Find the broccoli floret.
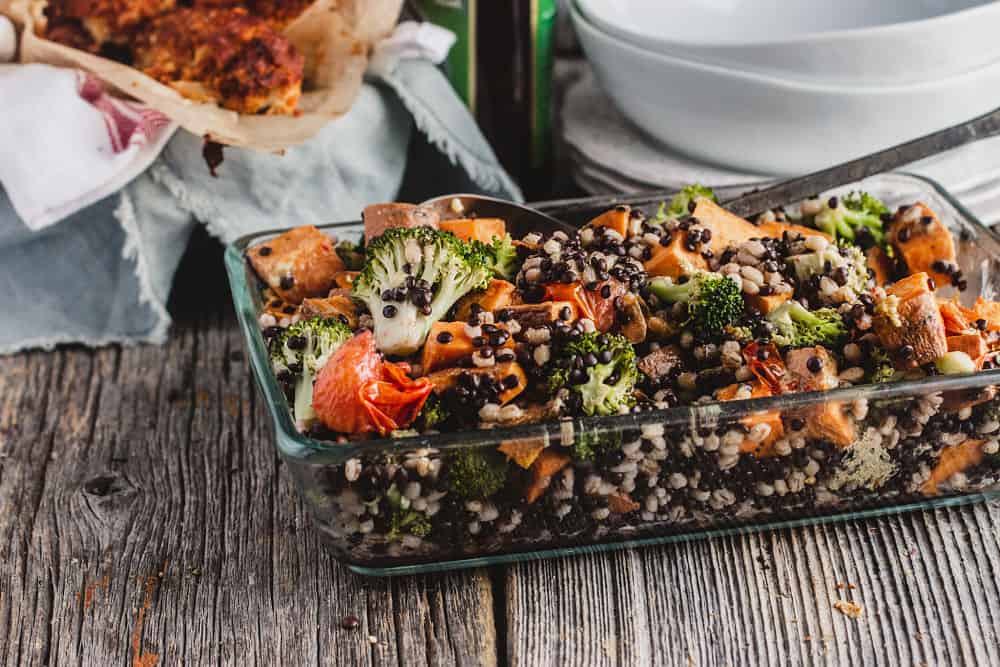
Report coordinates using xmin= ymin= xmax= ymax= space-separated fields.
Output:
xmin=548 ymin=332 xmax=639 ymax=416
xmin=270 ymin=317 xmax=353 ymax=426
xmin=475 ymin=234 xmax=520 ymax=281
xmin=571 ymin=425 xmax=621 ymax=462
xmin=649 ymin=271 xmax=744 ymax=332
xmin=445 ymin=449 xmax=508 ymax=500
xmin=767 ymin=301 xmax=847 ymax=348
xmin=812 ymin=191 xmax=888 ymax=248
xmin=649 ymin=184 xmax=718 ymax=224
xmin=787 ymin=243 xmax=872 ymax=304
xmin=869 ymin=349 xmax=898 ymax=383
xmin=668 ymin=184 xmax=718 ymax=217
xmin=417 ymin=394 xmax=450 ymax=430
xmin=385 ymin=485 xmax=432 ymax=541
xmin=352 ymin=227 xmax=491 ymax=355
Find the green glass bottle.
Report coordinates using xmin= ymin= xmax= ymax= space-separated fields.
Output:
xmin=416 ymin=0 xmax=558 ymax=198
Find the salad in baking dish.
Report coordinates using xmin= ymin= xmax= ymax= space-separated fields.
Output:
xmin=246 ymin=186 xmax=1000 ymax=502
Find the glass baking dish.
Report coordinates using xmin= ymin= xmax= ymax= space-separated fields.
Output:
xmin=225 ymin=173 xmax=1000 ymax=576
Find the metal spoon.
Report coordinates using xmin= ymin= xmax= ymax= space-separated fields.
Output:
xmin=420 ymin=193 xmax=578 ymax=237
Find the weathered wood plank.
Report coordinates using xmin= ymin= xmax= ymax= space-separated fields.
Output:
xmin=0 ymin=237 xmax=496 ymax=667
xmin=505 ymin=501 xmax=1000 ymax=666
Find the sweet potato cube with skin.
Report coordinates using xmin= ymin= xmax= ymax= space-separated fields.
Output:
xmin=525 ymin=449 xmax=572 ymax=503
xmin=618 ymin=294 xmax=647 ymax=343
xmin=922 ymin=439 xmax=985 ymax=495
xmin=300 ymin=295 xmax=359 ymax=328
xmin=973 ymin=297 xmax=1000 ymax=333
xmin=425 ymin=362 xmax=527 ymax=405
xmin=248 ymin=225 xmax=344 ymax=304
xmin=544 ymin=280 xmax=625 ymax=332
xmin=587 ymin=206 xmax=631 ymax=238
xmin=715 ymin=381 xmax=784 ymax=458
xmin=758 ymin=221 xmax=833 ymax=242
xmin=363 ymin=203 xmax=439 ymax=242
xmin=745 ymin=290 xmax=791 ymax=315
xmin=939 ymin=298 xmax=976 ymax=334
xmin=421 ymin=321 xmax=515 ymax=373
xmin=498 ymin=438 xmax=547 ymax=469
xmin=941 ymin=385 xmax=997 ymax=413
xmin=785 ymin=347 xmax=855 ymax=448
xmin=866 ymin=246 xmax=895 ymax=287
xmin=873 ymin=272 xmax=948 ymax=368
xmin=643 ymin=232 xmax=708 ymax=279
xmin=439 ymin=218 xmax=507 ymax=244
xmin=452 ymin=279 xmax=516 ymax=322
xmin=947 ymin=333 xmax=988 ymax=362
xmin=690 ymin=198 xmax=766 ymax=252
xmin=888 ymin=202 xmax=957 ymax=286
xmin=502 ymin=302 xmax=577 ymax=329
xmin=332 ymin=271 xmax=358 ymax=290
xmin=607 ymin=493 xmax=640 ymax=514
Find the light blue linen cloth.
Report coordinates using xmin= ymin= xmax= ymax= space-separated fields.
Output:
xmin=0 ymin=59 xmax=522 ymax=353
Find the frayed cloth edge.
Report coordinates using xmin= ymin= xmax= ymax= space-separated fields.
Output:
xmin=375 ymin=72 xmax=524 ymax=202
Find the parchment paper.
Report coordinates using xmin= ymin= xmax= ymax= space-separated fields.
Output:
xmin=9 ymin=0 xmax=402 ymax=150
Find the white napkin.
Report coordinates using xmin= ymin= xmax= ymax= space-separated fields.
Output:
xmin=368 ymin=20 xmax=456 ymax=75
xmin=0 ymin=63 xmax=177 ymax=230
xmin=0 ymin=20 xmax=456 ymax=232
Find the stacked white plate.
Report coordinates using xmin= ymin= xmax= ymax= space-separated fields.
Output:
xmin=563 ymin=68 xmax=1000 ymax=226
xmin=571 ymin=0 xmax=1000 ymax=175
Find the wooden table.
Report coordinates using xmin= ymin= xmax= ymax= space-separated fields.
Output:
xmin=4 ymin=233 xmax=1000 ymax=667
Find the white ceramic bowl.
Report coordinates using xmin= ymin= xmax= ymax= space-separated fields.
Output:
xmin=576 ymin=0 xmax=1000 ymax=84
xmin=572 ymin=4 xmax=1000 ymax=175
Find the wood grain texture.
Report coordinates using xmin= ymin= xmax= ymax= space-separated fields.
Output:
xmin=5 ymin=233 xmax=1000 ymax=666
xmin=505 ymin=501 xmax=1000 ymax=666
xmin=0 ymin=237 xmax=496 ymax=667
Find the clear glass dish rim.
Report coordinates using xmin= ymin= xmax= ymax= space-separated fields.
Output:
xmin=223 ymin=172 xmax=1000 ymax=466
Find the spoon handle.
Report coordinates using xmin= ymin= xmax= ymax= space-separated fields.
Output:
xmin=723 ymin=105 xmax=1000 ymax=218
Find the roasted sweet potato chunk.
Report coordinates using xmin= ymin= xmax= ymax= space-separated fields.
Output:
xmin=543 ymin=280 xmax=626 ymax=331
xmin=947 ymin=333 xmax=988 ymax=362
xmin=300 ymin=295 xmax=359 ymax=328
xmin=715 ymin=381 xmax=785 ymax=458
xmin=525 ymin=449 xmax=571 ymax=503
xmin=745 ymin=290 xmax=791 ymax=315
xmin=758 ymin=221 xmax=832 ymax=242
xmin=439 ymin=218 xmax=507 ymax=244
xmin=888 ymin=202 xmax=956 ymax=286
xmin=363 ymin=203 xmax=438 ymax=242
xmin=643 ymin=232 xmax=708 ymax=279
xmin=425 ymin=362 xmax=527 ymax=405
xmin=873 ymin=272 xmax=948 ymax=368
xmin=690 ymin=198 xmax=764 ymax=251
xmin=587 ymin=206 xmax=631 ymax=238
xmin=332 ymin=271 xmax=359 ymax=290
xmin=502 ymin=302 xmax=577 ymax=329
xmin=452 ymin=279 xmax=517 ymax=322
xmin=421 ymin=321 xmax=515 ymax=373
xmin=922 ymin=439 xmax=985 ymax=495
xmin=248 ymin=225 xmax=344 ymax=304
xmin=785 ymin=347 xmax=855 ymax=448
xmin=866 ymin=246 xmax=895 ymax=287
